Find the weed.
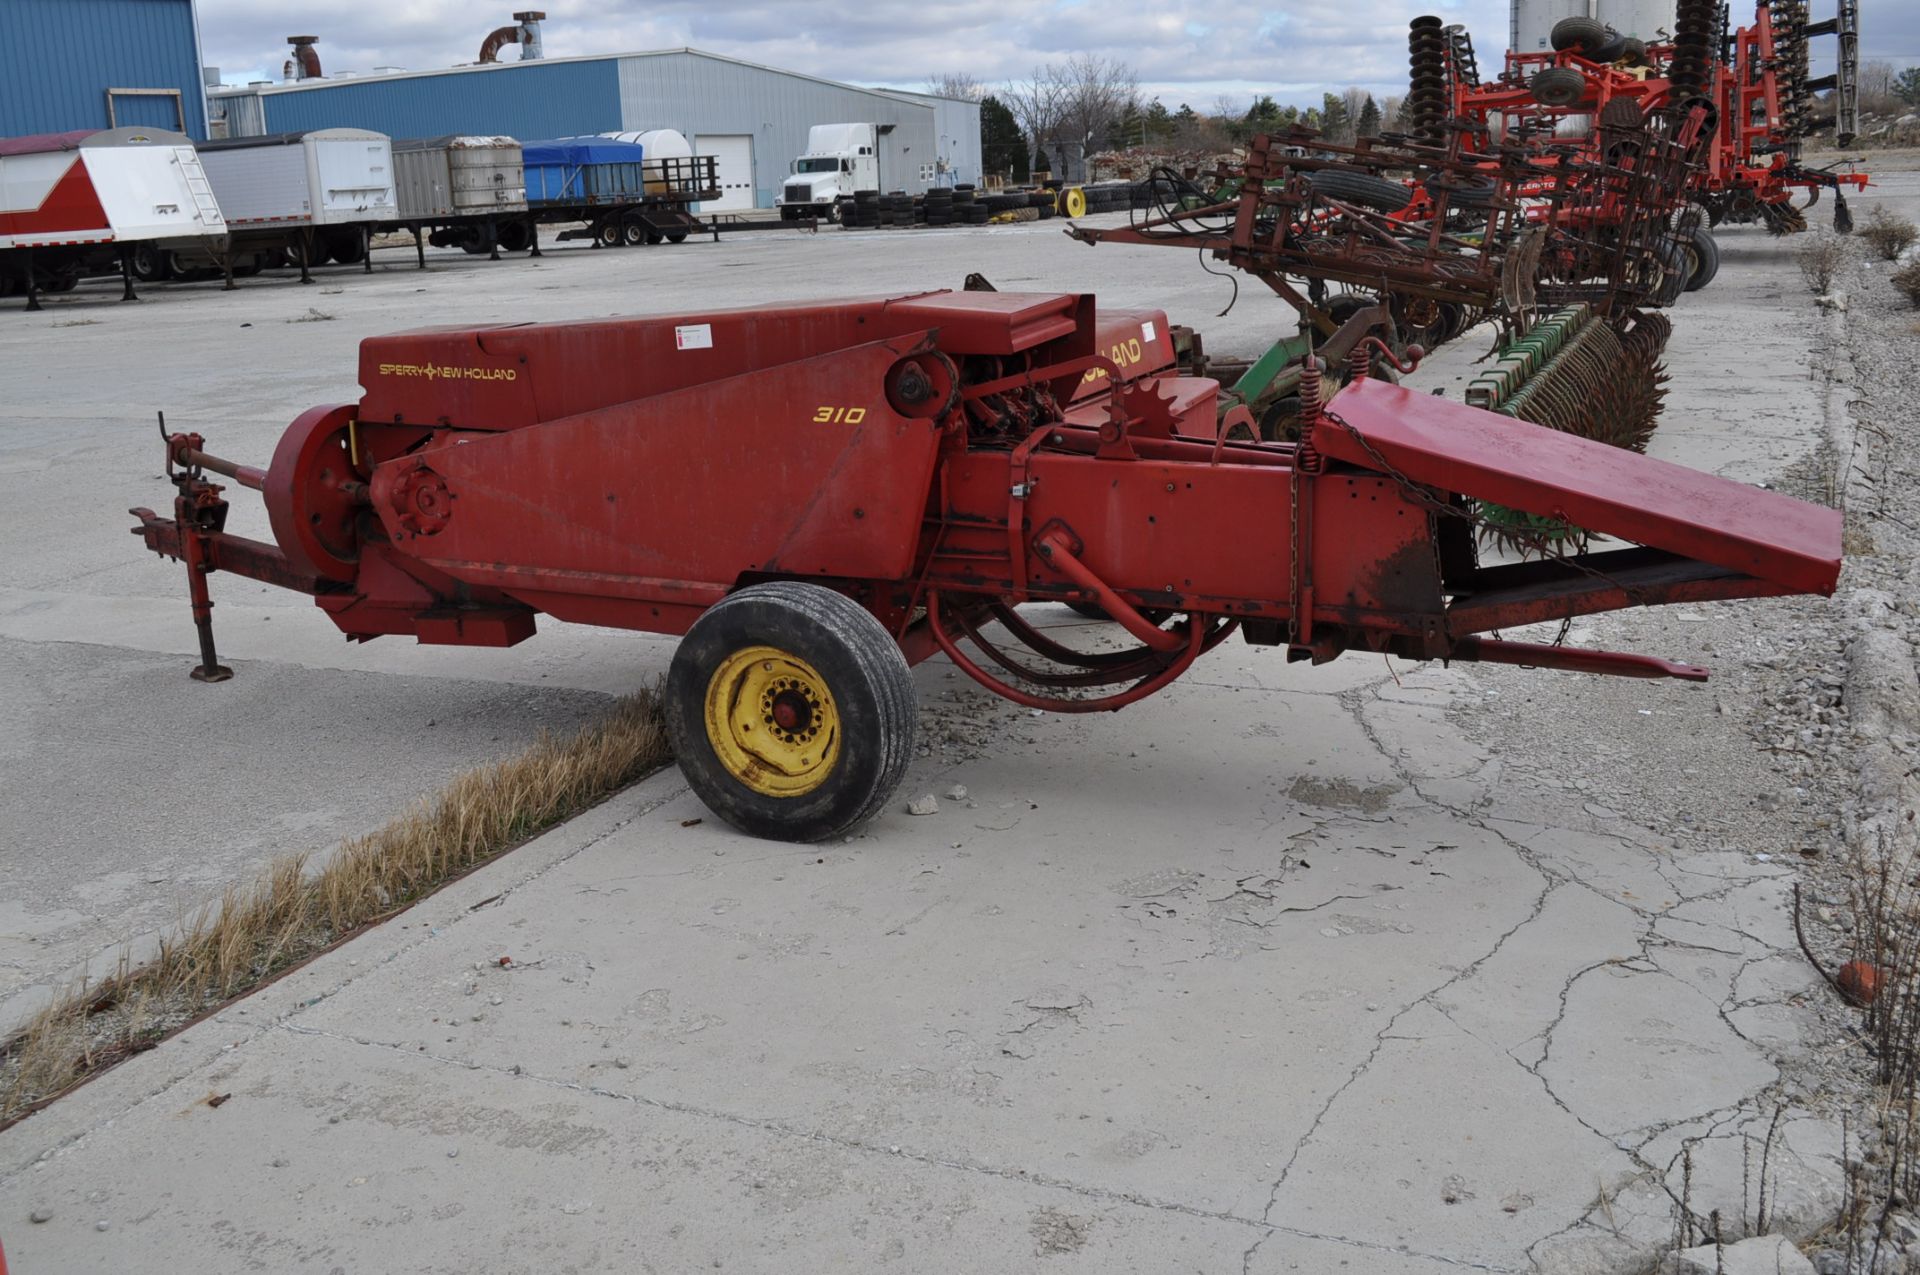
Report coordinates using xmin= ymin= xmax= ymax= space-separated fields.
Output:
xmin=1892 ymin=261 xmax=1920 ymax=308
xmin=1799 ymin=234 xmax=1851 ymax=295
xmin=0 ymin=692 xmax=667 ymax=1122
xmin=1859 ymin=207 xmax=1920 ymax=262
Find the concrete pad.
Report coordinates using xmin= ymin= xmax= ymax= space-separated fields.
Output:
xmin=0 ymin=169 xmax=1868 ymax=1275
xmin=1538 ymin=963 xmax=1779 ymax=1138
xmin=1264 ymin=1004 xmax=1638 ymax=1268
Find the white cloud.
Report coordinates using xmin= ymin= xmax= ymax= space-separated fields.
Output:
xmin=197 ymin=0 xmax=1511 ymax=107
xmin=199 ymin=0 xmax=1907 ymax=110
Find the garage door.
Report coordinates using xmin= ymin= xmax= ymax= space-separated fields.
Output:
xmin=696 ymin=134 xmax=756 ymax=212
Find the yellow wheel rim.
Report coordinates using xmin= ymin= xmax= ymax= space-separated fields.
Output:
xmin=1063 ymin=187 xmax=1087 ymax=218
xmin=703 ymin=645 xmax=841 ymax=798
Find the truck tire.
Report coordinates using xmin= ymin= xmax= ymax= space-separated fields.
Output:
xmin=595 ymin=218 xmax=623 ymax=249
xmin=1308 ymin=169 xmax=1413 ymax=212
xmin=665 ymin=582 xmax=915 ymax=842
xmin=495 ymin=221 xmax=533 ymax=253
xmin=130 ymin=242 xmax=172 ymax=282
xmin=287 ymin=236 xmax=330 ymax=268
xmin=326 ymin=229 xmax=367 ymax=265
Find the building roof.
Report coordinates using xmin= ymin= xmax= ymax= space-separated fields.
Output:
xmin=209 ymin=47 xmax=979 ymax=111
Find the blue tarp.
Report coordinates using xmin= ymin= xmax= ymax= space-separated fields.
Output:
xmin=521 ymin=138 xmax=646 ymax=204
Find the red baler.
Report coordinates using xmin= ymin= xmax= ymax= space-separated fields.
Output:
xmin=133 ymin=291 xmax=1841 ymax=840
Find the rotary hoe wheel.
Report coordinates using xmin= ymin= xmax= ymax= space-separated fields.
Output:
xmin=665 ymin=582 xmax=915 ymax=842
xmin=1667 ymin=0 xmax=1717 ymax=101
xmin=1407 ymin=16 xmax=1450 ymax=144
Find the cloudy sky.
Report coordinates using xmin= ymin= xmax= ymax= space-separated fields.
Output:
xmin=198 ymin=1 xmax=1915 ymax=108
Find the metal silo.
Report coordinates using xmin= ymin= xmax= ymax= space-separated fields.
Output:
xmin=1511 ymin=0 xmax=1678 ymax=52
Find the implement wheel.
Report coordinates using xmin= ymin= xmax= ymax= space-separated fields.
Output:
xmin=1308 ymin=169 xmax=1412 ymax=213
xmin=1529 ymin=67 xmax=1588 ymax=107
xmin=1681 ymin=228 xmax=1720 ymax=291
xmin=666 ymin=582 xmax=915 ymax=842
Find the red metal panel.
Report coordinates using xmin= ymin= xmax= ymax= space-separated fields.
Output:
xmin=356 ymin=293 xmax=1095 ymax=433
xmin=883 ymin=291 xmax=1080 ymax=353
xmin=1316 ymin=379 xmax=1844 ymax=595
xmin=1070 ymin=307 xmax=1176 ymax=402
xmin=375 ymin=333 xmax=943 ymax=605
xmin=0 ymin=157 xmax=109 ymax=241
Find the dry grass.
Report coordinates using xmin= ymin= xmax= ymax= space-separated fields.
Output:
xmin=1893 ymin=261 xmax=1920 ymax=309
xmin=0 ymin=692 xmax=666 ymax=1122
xmin=1860 ymin=207 xmax=1920 ymax=263
xmin=1799 ymin=234 xmax=1852 ymax=295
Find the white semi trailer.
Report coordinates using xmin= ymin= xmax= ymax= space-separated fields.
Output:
xmin=193 ymin=128 xmax=398 ymax=274
xmin=0 ymin=126 xmax=227 ymax=305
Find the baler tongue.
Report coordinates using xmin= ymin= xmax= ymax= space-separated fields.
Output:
xmin=1317 ymin=378 xmax=1843 ymax=597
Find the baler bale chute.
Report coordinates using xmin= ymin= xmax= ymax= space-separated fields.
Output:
xmin=132 ymin=292 xmax=1841 ymax=841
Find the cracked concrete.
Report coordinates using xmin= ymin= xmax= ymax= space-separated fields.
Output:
xmin=0 ymin=193 xmax=1867 ymax=1270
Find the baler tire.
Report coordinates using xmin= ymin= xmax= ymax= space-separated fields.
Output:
xmin=1682 ymin=228 xmax=1720 ymax=291
xmin=1308 ymin=169 xmax=1413 ymax=213
xmin=666 ymin=582 xmax=915 ymax=843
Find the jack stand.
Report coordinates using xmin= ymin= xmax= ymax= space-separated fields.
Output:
xmin=414 ymin=225 xmax=426 ymax=269
xmin=119 ymin=248 xmax=139 ymax=302
xmin=159 ymin=413 xmax=235 ymax=683
xmin=528 ymin=220 xmax=542 ymax=258
xmin=362 ymin=226 xmax=372 ymax=274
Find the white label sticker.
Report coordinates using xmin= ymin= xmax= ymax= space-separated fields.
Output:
xmin=675 ymin=324 xmax=713 ymax=350
xmin=1142 ymin=320 xmax=1158 ymax=343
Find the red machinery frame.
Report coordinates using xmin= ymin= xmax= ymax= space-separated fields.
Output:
xmin=1444 ymin=3 xmax=1866 ymax=230
xmin=133 ymin=291 xmax=1839 ymax=700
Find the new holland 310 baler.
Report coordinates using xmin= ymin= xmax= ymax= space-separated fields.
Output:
xmin=132 ymin=292 xmax=1841 ymax=840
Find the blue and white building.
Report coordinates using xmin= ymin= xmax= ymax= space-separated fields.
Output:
xmin=209 ymin=48 xmax=983 ymax=211
xmin=2 ymin=0 xmax=212 ymax=139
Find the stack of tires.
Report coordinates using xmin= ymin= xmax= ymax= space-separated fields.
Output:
xmin=950 ymin=186 xmax=991 ymax=226
xmin=1029 ymin=190 xmax=1056 ymax=220
xmin=924 ymin=187 xmax=955 ymax=227
xmin=1076 ymin=184 xmax=1138 ymax=214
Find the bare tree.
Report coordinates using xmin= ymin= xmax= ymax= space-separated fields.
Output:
xmin=1055 ymin=54 xmax=1140 ymax=154
xmin=1340 ymin=87 xmax=1371 ymax=131
xmin=927 ymin=71 xmax=983 ymax=101
xmin=1379 ymin=94 xmax=1405 ymax=132
xmin=1861 ymin=60 xmax=1898 ymax=113
xmin=1002 ymin=65 xmax=1066 ymax=170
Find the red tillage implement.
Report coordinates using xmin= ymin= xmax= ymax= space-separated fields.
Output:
xmin=132 ymin=291 xmax=1841 ymax=840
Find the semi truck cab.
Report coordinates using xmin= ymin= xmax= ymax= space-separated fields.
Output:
xmin=777 ymin=123 xmax=880 ymax=220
